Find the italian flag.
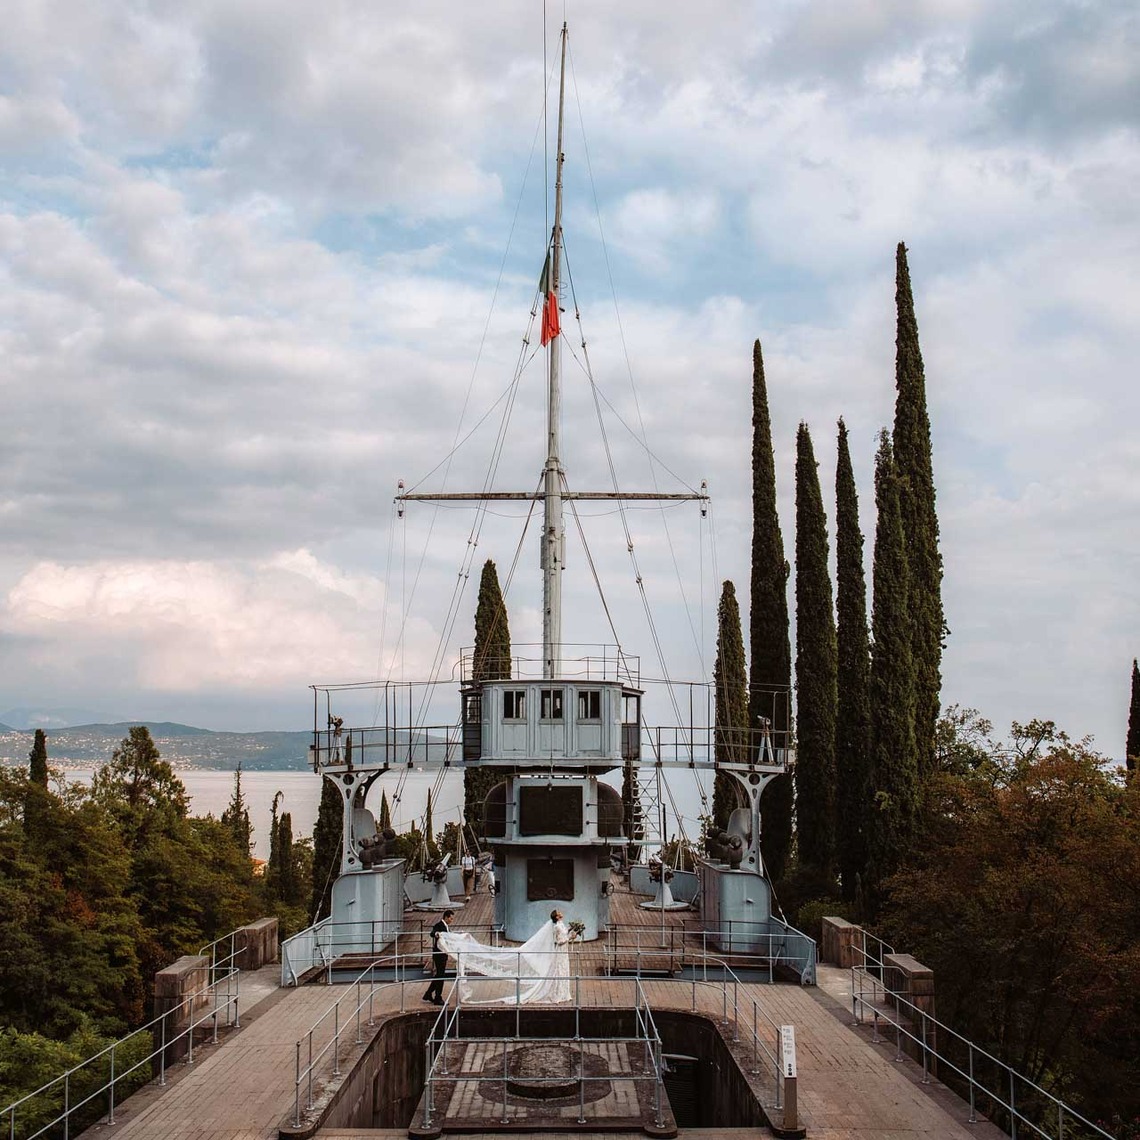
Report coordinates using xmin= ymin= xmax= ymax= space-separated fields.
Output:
xmin=539 ymin=252 xmax=560 ymax=346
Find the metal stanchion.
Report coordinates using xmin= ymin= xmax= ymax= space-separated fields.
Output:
xmin=577 ymin=1042 xmax=586 ymax=1125
xmin=294 ymin=1041 xmax=302 ymax=1127
xmin=107 ymin=1046 xmax=116 ymax=1125
xmin=501 ymin=1041 xmax=509 ymax=1124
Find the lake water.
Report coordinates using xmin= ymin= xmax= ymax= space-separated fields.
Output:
xmin=62 ymin=767 xmax=464 ymax=859
xmin=56 ymin=765 xmax=710 ymax=859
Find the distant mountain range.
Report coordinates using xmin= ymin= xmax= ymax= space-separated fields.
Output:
xmin=0 ymin=721 xmax=313 ymax=771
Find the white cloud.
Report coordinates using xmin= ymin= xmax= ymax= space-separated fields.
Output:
xmin=1 ymin=552 xmax=442 ymax=693
xmin=0 ymin=0 xmax=1136 ymax=755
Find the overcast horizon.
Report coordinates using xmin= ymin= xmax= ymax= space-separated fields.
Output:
xmin=1 ymin=1 xmax=1137 ymax=760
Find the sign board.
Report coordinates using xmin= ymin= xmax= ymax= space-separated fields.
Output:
xmin=780 ymin=1025 xmax=797 ymax=1078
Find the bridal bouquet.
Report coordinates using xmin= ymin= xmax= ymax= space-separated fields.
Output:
xmin=568 ymin=920 xmax=585 ymax=940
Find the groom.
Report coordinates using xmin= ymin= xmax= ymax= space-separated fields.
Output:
xmin=423 ymin=909 xmax=454 ymax=1005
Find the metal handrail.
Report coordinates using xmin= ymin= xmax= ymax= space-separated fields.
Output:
xmin=848 ymin=927 xmax=895 ymax=975
xmin=290 ymin=938 xmax=791 ymax=1128
xmin=605 ymin=922 xmax=817 ymax=985
xmin=850 ymin=966 xmax=1112 ymax=1140
xmin=2 ymin=969 xmax=240 ymax=1140
xmin=419 ymin=974 xmax=666 ymax=1131
xmin=280 ymin=922 xmax=504 ymax=987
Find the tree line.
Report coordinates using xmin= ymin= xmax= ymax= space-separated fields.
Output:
xmin=0 ymin=724 xmax=322 ymax=1117
xmin=710 ymin=242 xmax=1139 ymax=1128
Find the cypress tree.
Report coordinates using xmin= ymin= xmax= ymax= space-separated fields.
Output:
xmin=28 ymin=729 xmax=48 ymax=787
xmin=749 ymin=339 xmax=794 ymax=881
xmin=794 ymin=422 xmax=837 ymax=879
xmin=221 ymin=763 xmax=253 ymax=856
xmin=712 ymin=581 xmax=750 ymax=829
xmin=892 ymin=243 xmax=943 ymax=776
xmin=467 ymin=559 xmax=512 ymax=837
xmin=23 ymin=728 xmax=50 ymax=837
xmin=379 ymin=788 xmax=392 ymax=830
xmin=1127 ymin=659 xmax=1140 ymax=776
xmin=834 ymin=419 xmax=872 ymax=901
xmin=865 ymin=431 xmax=918 ymax=907
xmin=424 ymin=787 xmax=435 ymax=849
xmin=277 ymin=811 xmax=296 ymax=904
xmin=268 ymin=790 xmax=283 ymax=894
xmin=309 ymin=777 xmax=343 ymax=922
xmin=473 ymin=559 xmax=512 ymax=682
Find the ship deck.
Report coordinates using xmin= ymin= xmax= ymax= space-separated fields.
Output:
xmin=79 ymin=882 xmax=1007 ymax=1140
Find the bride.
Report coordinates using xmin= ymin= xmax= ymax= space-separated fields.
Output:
xmin=436 ymin=910 xmax=576 ymax=1004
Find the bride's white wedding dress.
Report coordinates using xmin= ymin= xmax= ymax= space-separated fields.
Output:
xmin=436 ymin=920 xmax=572 ymax=1004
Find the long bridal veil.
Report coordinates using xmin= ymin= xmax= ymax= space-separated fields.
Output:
xmin=436 ymin=921 xmax=572 ymax=1004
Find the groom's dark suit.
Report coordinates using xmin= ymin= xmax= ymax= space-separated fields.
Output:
xmin=423 ymin=918 xmax=449 ymax=1003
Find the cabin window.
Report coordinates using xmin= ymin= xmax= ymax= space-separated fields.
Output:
xmin=540 ymin=688 xmax=564 ymax=720
xmin=504 ymin=690 xmax=527 ymax=720
xmin=577 ymin=689 xmax=601 ymax=720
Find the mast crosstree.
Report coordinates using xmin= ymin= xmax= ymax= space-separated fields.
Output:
xmin=397 ymin=23 xmax=707 ymax=679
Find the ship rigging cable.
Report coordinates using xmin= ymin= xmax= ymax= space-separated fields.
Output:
xmin=376 ymin=70 xmax=553 ymax=706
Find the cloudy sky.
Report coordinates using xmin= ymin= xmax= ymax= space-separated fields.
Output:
xmin=1 ymin=0 xmax=1137 ymax=760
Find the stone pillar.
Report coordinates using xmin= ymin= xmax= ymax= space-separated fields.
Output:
xmin=152 ymin=955 xmax=211 ymax=1072
xmin=882 ymin=952 xmax=936 ymax=1075
xmin=820 ymin=917 xmax=865 ymax=968
xmin=236 ymin=917 xmax=279 ymax=970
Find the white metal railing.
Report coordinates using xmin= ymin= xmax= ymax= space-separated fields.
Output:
xmin=290 ymin=940 xmax=792 ymax=1129
xmin=850 ymin=966 xmax=1113 ymax=1140
xmin=606 ymin=922 xmax=817 ymax=985
xmin=457 ymin=644 xmax=641 ymax=686
xmin=2 ymin=969 xmax=240 ymax=1140
xmin=280 ymin=922 xmax=503 ymax=987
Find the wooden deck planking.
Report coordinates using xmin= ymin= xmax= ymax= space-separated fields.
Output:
xmin=82 ymin=895 xmax=1004 ymax=1140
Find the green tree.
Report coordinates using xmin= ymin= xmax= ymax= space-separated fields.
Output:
xmin=220 ymin=764 xmax=252 ymax=856
xmin=86 ymin=726 xmax=241 ymax=978
xmin=749 ymin=339 xmax=794 ymax=881
xmin=466 ymin=559 xmax=512 ymax=836
xmin=835 ymin=419 xmax=872 ymax=902
xmin=90 ymin=726 xmax=189 ymax=847
xmin=865 ymin=431 xmax=917 ymax=908
xmin=794 ymin=422 xmax=837 ymax=880
xmin=883 ymin=718 xmax=1140 ymax=1126
xmin=276 ymin=811 xmax=296 ymax=904
xmin=473 ymin=559 xmax=512 ymax=682
xmin=1127 ymin=658 xmax=1140 ymax=776
xmin=892 ymin=243 xmax=943 ymax=777
xmin=23 ymin=729 xmax=50 ymax=838
xmin=0 ymin=779 xmax=146 ymax=1036
xmin=28 ymin=729 xmax=48 ymax=787
xmin=379 ymin=789 xmax=392 ymax=831
xmin=309 ymin=776 xmax=343 ymax=923
xmin=712 ymin=581 xmax=750 ymax=829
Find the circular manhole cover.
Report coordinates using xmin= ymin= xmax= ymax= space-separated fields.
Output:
xmin=480 ymin=1043 xmax=613 ymax=1103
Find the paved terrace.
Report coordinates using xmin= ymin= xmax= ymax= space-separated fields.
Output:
xmin=80 ymin=883 xmax=1005 ymax=1140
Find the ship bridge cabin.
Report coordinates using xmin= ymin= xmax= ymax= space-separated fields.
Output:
xmin=462 ymin=675 xmax=640 ymax=772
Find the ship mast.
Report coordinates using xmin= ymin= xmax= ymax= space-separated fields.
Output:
xmin=395 ymin=21 xmax=709 ymax=674
xmin=542 ymin=23 xmax=568 ymax=680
